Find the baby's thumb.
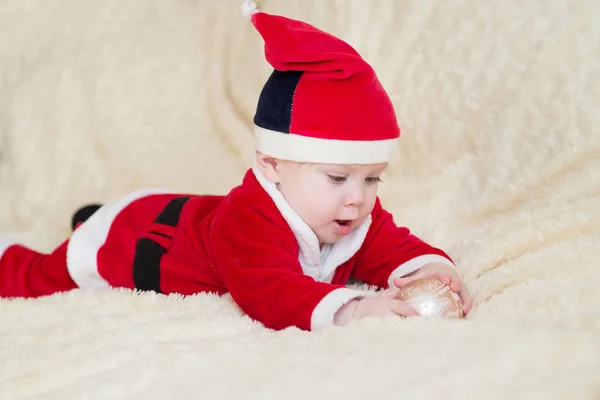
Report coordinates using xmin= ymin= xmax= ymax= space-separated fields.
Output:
xmin=392 ymin=277 xmax=411 ymax=288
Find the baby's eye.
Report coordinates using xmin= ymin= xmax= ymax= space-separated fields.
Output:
xmin=366 ymin=176 xmax=382 ymax=184
xmin=327 ymin=174 xmax=347 ymax=184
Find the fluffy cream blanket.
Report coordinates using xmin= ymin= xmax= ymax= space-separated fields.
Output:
xmin=1 ymin=0 xmax=599 ymax=398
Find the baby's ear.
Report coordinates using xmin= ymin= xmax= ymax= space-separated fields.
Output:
xmin=255 ymin=152 xmax=282 ymax=183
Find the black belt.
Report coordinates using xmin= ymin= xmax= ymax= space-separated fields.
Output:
xmin=132 ymin=196 xmax=190 ymax=293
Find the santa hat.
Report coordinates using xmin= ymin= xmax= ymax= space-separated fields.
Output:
xmin=242 ymin=1 xmax=400 ymax=165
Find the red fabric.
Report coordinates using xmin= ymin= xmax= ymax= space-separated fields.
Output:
xmin=95 ymin=193 xmax=184 ymax=290
xmin=92 ymin=193 xmax=227 ymax=295
xmin=0 ymin=240 xmax=77 ymax=298
xmin=250 ymin=11 xmax=400 ymax=142
xmin=251 ymin=13 xmax=363 ymax=78
xmin=208 ymin=178 xmax=347 ymax=331
xmin=150 ymin=195 xmax=228 ymax=296
xmin=89 ymin=173 xmax=350 ymax=331
xmin=352 ymin=199 xmax=454 ymax=287
xmin=292 ymin=70 xmax=399 ymax=142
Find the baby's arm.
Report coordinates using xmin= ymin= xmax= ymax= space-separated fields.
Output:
xmin=210 ymin=207 xmax=365 ymax=331
xmin=352 ymin=198 xmax=455 ymax=289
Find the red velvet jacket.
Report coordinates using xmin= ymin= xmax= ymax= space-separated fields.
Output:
xmin=66 ymin=166 xmax=454 ymax=331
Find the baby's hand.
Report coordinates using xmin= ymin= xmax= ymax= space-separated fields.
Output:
xmin=393 ymin=262 xmax=473 ymax=315
xmin=353 ymin=290 xmax=421 ymax=319
xmin=334 ymin=290 xmax=419 ymax=325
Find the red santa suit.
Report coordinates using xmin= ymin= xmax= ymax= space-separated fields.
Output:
xmin=0 ymin=165 xmax=454 ymax=331
xmin=0 ymin=2 xmax=456 ymax=331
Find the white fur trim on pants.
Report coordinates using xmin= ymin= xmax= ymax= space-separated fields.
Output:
xmin=66 ymin=189 xmax=171 ymax=289
xmin=387 ymin=254 xmax=455 ymax=288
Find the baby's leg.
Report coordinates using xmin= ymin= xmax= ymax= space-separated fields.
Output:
xmin=0 ymin=238 xmax=77 ymax=298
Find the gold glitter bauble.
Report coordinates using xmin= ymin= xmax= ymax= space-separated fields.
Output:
xmin=395 ymin=278 xmax=463 ymax=319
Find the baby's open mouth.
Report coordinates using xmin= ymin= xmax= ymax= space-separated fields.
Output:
xmin=335 ymin=219 xmax=351 ymax=226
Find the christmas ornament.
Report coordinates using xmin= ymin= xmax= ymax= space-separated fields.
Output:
xmin=396 ymin=278 xmax=463 ymax=319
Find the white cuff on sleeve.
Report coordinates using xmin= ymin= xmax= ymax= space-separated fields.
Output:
xmin=310 ymin=288 xmax=365 ymax=330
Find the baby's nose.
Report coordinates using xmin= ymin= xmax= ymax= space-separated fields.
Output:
xmin=344 ymin=187 xmax=365 ymax=207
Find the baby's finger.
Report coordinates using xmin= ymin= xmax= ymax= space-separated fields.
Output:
xmin=436 ymin=274 xmax=452 ymax=286
xmin=462 ymin=299 xmax=473 ymax=315
xmin=448 ymin=275 xmax=462 ymax=292
xmin=393 ymin=273 xmax=423 ymax=288
xmin=461 ymin=292 xmax=474 ymax=314
xmin=455 ymin=283 xmax=473 ymax=314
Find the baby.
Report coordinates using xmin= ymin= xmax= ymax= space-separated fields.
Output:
xmin=0 ymin=2 xmax=472 ymax=331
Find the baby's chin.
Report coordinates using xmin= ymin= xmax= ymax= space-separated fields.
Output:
xmin=316 ymin=230 xmax=348 ymax=246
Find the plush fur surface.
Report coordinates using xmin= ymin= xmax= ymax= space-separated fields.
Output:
xmin=1 ymin=0 xmax=599 ymax=398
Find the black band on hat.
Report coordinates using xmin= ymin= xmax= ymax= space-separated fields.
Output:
xmin=253 ymin=69 xmax=303 ymax=134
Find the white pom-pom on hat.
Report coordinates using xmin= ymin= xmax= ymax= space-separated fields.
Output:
xmin=241 ymin=0 xmax=259 ymax=19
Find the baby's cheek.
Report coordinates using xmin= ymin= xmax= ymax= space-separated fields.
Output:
xmin=302 ymin=198 xmax=331 ymax=223
xmin=362 ymin=193 xmax=377 ymax=211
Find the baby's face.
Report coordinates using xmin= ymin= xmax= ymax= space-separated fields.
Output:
xmin=276 ymin=161 xmax=387 ymax=245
